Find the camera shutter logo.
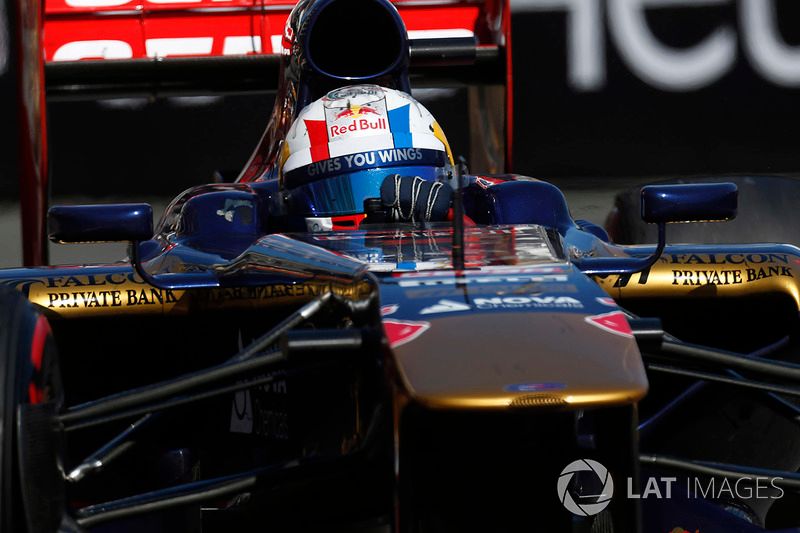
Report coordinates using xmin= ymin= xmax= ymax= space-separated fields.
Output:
xmin=557 ymin=459 xmax=614 ymax=516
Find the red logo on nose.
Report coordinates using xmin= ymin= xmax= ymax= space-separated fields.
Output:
xmin=383 ymin=319 xmax=430 ymax=348
xmin=585 ymin=311 xmax=633 ymax=338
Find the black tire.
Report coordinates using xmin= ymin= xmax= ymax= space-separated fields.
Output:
xmin=606 ymin=175 xmax=800 ymax=246
xmin=0 ymin=287 xmax=64 ymax=532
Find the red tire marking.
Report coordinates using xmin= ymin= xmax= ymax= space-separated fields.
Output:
xmin=28 ymin=315 xmax=51 ymax=404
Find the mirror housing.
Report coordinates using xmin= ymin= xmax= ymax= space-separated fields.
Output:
xmin=48 ymin=204 xmax=153 ymax=244
xmin=48 ymin=203 xmax=219 ymax=290
xmin=577 ymin=182 xmax=738 ymax=277
xmin=641 ymin=183 xmax=737 ymax=224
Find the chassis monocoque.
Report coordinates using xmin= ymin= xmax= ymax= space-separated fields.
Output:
xmin=3 ymin=0 xmax=800 ymax=532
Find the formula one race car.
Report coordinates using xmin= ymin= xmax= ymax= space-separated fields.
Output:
xmin=3 ymin=1 xmax=800 ymax=532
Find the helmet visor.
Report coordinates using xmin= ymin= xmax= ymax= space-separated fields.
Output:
xmin=290 ymin=165 xmax=447 ymax=217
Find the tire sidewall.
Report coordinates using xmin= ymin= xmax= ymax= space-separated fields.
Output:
xmin=0 ymin=287 xmax=58 ymax=532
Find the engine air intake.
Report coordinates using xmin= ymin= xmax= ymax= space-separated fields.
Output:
xmin=306 ymin=0 xmax=406 ymax=79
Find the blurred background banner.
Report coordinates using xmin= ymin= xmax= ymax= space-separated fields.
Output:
xmin=4 ymin=0 xmax=800 ymax=264
xmin=510 ymin=0 xmax=800 ymax=178
xmin=4 ymin=0 xmax=800 ymax=200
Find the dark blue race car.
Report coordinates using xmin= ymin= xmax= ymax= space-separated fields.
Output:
xmin=2 ymin=1 xmax=800 ymax=532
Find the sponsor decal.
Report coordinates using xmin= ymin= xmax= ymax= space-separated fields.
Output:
xmin=215 ymin=199 xmax=254 ymax=223
xmin=28 ymin=276 xmax=370 ymax=316
xmin=665 ymin=253 xmax=790 ymax=265
xmin=295 ymin=147 xmax=443 ymax=180
xmin=401 ymin=283 xmax=579 ymax=300
xmin=323 ymin=86 xmax=388 ymax=138
xmin=43 ymin=272 xmax=142 ymax=288
xmin=45 ymin=287 xmax=178 ymax=309
xmin=585 ymin=311 xmax=633 ymax=338
xmin=0 ymin=278 xmax=47 ymax=297
xmin=601 ymin=253 xmax=797 ymax=288
xmin=383 ymin=319 xmax=431 ymax=348
xmin=558 ymin=459 xmax=614 ymax=516
xmin=329 ymin=116 xmax=388 ymax=138
xmin=598 ymin=266 xmax=652 ymax=289
xmin=596 ymin=296 xmax=617 ymax=307
xmin=13 ymin=273 xmax=185 ymax=314
xmin=201 ymin=282 xmax=370 ymax=306
xmin=204 ymin=283 xmax=327 ymax=302
xmin=505 ymin=382 xmax=566 ymax=392
xmin=381 ymin=304 xmax=398 ymax=316
xmin=474 ymin=295 xmax=583 ymax=310
xmin=304 ymin=156 xmax=341 ymax=176
xmin=671 ymin=265 xmax=794 ymax=286
xmin=396 ymin=265 xmax=567 ymax=277
xmin=671 ymin=269 xmax=741 ymax=286
xmin=230 ymin=375 xmax=289 ymax=439
xmin=419 ymin=299 xmax=471 ymax=315
xmin=326 ymin=85 xmax=383 ymax=100
xmin=398 ymin=274 xmax=568 ymax=288
xmin=334 ymin=105 xmax=380 ymax=121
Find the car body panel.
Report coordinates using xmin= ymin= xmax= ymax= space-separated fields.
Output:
xmin=44 ymin=0 xmax=492 ymax=61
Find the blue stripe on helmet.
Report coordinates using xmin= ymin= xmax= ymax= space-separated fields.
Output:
xmin=388 ymin=105 xmax=413 ymax=149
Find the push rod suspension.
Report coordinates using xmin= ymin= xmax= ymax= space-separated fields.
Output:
xmin=59 ymin=293 xmax=331 ymax=429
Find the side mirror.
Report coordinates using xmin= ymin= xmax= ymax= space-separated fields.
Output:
xmin=48 ymin=203 xmax=221 ymax=290
xmin=641 ymin=183 xmax=737 ymax=224
xmin=577 ymin=182 xmax=738 ymax=277
xmin=48 ymin=204 xmax=153 ymax=243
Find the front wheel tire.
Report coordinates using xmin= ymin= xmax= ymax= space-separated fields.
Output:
xmin=0 ymin=287 xmax=65 ymax=532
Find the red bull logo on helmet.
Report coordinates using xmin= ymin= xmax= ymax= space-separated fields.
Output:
xmin=335 ymin=105 xmax=380 ymax=120
xmin=329 ymin=114 xmax=388 ymax=138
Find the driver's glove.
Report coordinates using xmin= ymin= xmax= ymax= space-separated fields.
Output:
xmin=380 ymin=175 xmax=453 ymax=223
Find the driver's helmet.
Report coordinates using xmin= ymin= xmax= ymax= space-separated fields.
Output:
xmin=280 ymin=84 xmax=454 ymax=231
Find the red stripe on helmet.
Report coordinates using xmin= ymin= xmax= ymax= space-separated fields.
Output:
xmin=304 ymin=119 xmax=330 ymax=163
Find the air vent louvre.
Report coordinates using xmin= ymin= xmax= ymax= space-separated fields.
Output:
xmin=509 ymin=394 xmax=566 ymax=408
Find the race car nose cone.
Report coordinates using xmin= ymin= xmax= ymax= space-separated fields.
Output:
xmin=388 ymin=312 xmax=648 ymax=410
